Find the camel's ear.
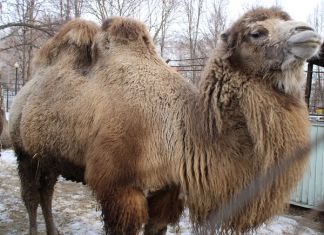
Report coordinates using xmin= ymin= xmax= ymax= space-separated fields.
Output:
xmin=217 ymin=30 xmax=235 ymax=59
xmin=220 ymin=32 xmax=229 ymax=42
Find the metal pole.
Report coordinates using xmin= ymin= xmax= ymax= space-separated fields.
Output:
xmin=305 ymin=62 xmax=313 ymax=109
xmin=6 ymin=85 xmax=9 ymax=112
xmin=15 ymin=67 xmax=18 ymax=95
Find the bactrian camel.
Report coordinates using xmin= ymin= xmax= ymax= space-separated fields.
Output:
xmin=10 ymin=7 xmax=322 ymax=235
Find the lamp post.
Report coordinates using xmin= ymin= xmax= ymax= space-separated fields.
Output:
xmin=14 ymin=62 xmax=19 ymax=95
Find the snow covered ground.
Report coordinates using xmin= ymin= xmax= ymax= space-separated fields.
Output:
xmin=0 ymin=149 xmax=321 ymax=235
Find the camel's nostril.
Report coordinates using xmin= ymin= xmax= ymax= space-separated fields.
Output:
xmin=295 ymin=26 xmax=314 ymax=32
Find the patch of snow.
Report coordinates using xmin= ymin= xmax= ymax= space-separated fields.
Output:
xmin=256 ymin=215 xmax=318 ymax=234
xmin=5 ymin=112 xmax=9 ymax=120
xmin=0 ymin=149 xmax=16 ymax=165
xmin=0 ymin=203 xmax=11 ymax=223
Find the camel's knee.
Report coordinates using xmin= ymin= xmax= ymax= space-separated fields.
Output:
xmin=100 ymin=187 xmax=148 ymax=235
xmin=144 ymin=223 xmax=167 ymax=235
xmin=144 ymin=185 xmax=184 ymax=235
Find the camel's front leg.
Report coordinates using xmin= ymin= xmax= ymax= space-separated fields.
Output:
xmin=100 ymin=187 xmax=148 ymax=235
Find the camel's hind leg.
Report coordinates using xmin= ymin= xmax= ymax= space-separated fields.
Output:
xmin=39 ymin=169 xmax=60 ymax=235
xmin=144 ymin=185 xmax=184 ymax=235
xmin=17 ymin=153 xmax=40 ymax=235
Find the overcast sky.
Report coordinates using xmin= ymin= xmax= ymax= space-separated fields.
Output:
xmin=227 ymin=0 xmax=324 ymax=23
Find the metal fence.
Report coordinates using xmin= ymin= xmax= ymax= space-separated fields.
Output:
xmin=1 ymin=81 xmax=23 ymax=112
xmin=308 ymin=66 xmax=324 ymax=115
xmin=167 ymin=57 xmax=208 ymax=83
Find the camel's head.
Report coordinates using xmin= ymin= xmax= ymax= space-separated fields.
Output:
xmin=216 ymin=7 xmax=322 ymax=93
xmin=92 ymin=17 xmax=156 ymax=63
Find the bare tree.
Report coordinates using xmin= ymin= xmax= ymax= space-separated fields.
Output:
xmin=0 ymin=0 xmax=61 ymax=84
xmin=273 ymin=0 xmax=282 ymax=7
xmin=51 ymin=0 xmax=85 ymax=21
xmin=85 ymin=0 xmax=144 ymax=21
xmin=157 ymin=1 xmax=175 ymax=57
xmin=181 ymin=0 xmax=204 ymax=83
xmin=183 ymin=0 xmax=203 ymax=59
xmin=201 ymin=0 xmax=228 ymax=53
xmin=73 ymin=0 xmax=84 ymax=17
xmin=142 ymin=0 xmax=178 ymax=57
xmin=9 ymin=0 xmax=40 ymax=83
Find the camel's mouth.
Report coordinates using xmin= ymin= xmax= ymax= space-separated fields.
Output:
xmin=292 ymin=40 xmax=322 ymax=47
xmin=287 ymin=31 xmax=322 ymax=60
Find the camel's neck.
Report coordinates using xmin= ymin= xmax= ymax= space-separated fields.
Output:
xmin=273 ymin=64 xmax=305 ymax=97
xmin=178 ymin=57 xmax=310 ymax=225
xmin=178 ymin=58 xmax=248 ymax=196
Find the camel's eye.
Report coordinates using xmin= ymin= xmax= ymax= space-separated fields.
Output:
xmin=251 ymin=31 xmax=262 ymax=38
xmin=249 ymin=29 xmax=268 ymax=40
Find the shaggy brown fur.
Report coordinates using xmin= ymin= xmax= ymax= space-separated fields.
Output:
xmin=10 ymin=8 xmax=322 ymax=235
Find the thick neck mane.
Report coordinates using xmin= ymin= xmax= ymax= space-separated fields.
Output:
xmin=179 ymin=56 xmax=310 ymax=232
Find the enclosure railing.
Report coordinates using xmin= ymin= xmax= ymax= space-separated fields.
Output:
xmin=166 ymin=57 xmax=208 ymax=84
xmin=1 ymin=81 xmax=23 ymax=112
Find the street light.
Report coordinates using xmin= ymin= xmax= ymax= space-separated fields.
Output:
xmin=14 ymin=62 xmax=19 ymax=95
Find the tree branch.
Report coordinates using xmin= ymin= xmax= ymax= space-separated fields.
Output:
xmin=0 ymin=22 xmax=56 ymax=36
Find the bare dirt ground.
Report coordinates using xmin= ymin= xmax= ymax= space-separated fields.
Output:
xmin=1 ymin=149 xmax=323 ymax=235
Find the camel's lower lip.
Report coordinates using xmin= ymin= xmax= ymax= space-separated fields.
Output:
xmin=287 ymin=31 xmax=322 ymax=60
xmin=287 ymin=31 xmax=322 ymax=47
xmin=291 ymin=40 xmax=321 ymax=47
